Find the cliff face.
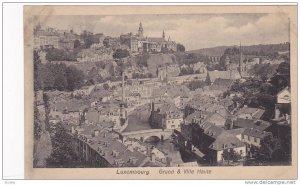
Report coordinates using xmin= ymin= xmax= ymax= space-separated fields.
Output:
xmin=33 ymin=91 xmax=52 ymax=167
xmin=131 ymin=53 xmax=176 ymax=77
xmin=147 ymin=54 xmax=175 ymax=75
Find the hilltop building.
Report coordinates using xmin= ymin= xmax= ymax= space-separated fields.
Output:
xmin=33 ymin=25 xmax=76 ymax=50
xmin=120 ymin=22 xmax=177 ymax=54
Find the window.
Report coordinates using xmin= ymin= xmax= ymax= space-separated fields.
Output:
xmin=254 ymin=138 xmax=257 ymax=143
xmin=171 ymin=125 xmax=175 ymax=129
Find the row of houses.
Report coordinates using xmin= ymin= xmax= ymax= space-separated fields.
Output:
xmin=69 ymin=123 xmax=151 ymax=167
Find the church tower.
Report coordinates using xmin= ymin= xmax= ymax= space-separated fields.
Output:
xmin=138 ymin=22 xmax=144 ymax=38
xmin=162 ymin=30 xmax=165 ymax=39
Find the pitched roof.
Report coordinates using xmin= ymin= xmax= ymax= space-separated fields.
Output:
xmin=203 ymin=124 xmax=224 ymax=139
xmin=276 ymin=86 xmax=291 ymax=96
xmin=237 ymin=107 xmax=265 ymax=119
xmin=148 ymin=37 xmax=166 ymax=43
xmin=209 ymin=131 xmax=245 ymax=151
xmin=152 ymin=85 xmax=190 ymax=98
xmin=233 ymin=118 xmax=271 ymax=130
xmin=243 ymin=127 xmax=272 ymax=139
xmin=212 ymin=78 xmax=234 ymax=87
xmin=184 ymin=110 xmax=214 ymax=124
xmin=77 ymin=127 xmax=148 ymax=167
xmin=156 ymin=103 xmax=183 ymax=118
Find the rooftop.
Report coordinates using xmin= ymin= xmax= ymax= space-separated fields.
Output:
xmin=209 ymin=131 xmax=245 ymax=151
xmin=75 ymin=124 xmax=148 ymax=167
xmin=233 ymin=118 xmax=271 ymax=130
xmin=243 ymin=127 xmax=272 ymax=139
xmin=237 ymin=107 xmax=265 ymax=119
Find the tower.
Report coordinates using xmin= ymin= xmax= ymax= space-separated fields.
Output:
xmin=162 ymin=30 xmax=165 ymax=39
xmin=138 ymin=22 xmax=143 ymax=38
xmin=239 ymin=42 xmax=243 ymax=77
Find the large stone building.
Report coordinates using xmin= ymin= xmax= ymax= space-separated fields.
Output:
xmin=120 ymin=22 xmax=177 ymax=54
xmin=33 ymin=25 xmax=76 ymax=50
xmin=149 ymin=102 xmax=184 ymax=131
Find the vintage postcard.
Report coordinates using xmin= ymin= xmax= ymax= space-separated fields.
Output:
xmin=24 ymin=5 xmax=297 ymax=179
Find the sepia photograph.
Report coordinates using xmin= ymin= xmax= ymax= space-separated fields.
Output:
xmin=23 ymin=5 xmax=297 ymax=179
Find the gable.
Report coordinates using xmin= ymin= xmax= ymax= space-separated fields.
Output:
xmin=277 ymin=89 xmax=291 ymax=104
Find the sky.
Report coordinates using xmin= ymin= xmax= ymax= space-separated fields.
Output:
xmin=36 ymin=13 xmax=290 ymax=51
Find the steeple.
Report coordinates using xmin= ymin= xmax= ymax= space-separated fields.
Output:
xmin=162 ymin=30 xmax=165 ymax=39
xmin=138 ymin=22 xmax=143 ymax=38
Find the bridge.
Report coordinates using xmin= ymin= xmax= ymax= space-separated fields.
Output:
xmin=120 ymin=129 xmax=173 ymax=142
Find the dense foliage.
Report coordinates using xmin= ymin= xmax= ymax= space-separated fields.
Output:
xmin=187 ymin=80 xmax=206 ymax=91
xmin=35 ymin=52 xmax=85 ymax=91
xmin=45 ymin=48 xmax=77 ymax=61
xmin=177 ymin=43 xmax=185 ymax=52
xmin=113 ymin=49 xmax=130 ymax=59
xmin=47 ymin=123 xmax=82 ymax=167
xmin=222 ymin=149 xmax=242 ymax=164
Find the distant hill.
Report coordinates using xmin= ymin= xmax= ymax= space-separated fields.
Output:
xmin=187 ymin=46 xmax=229 ymax=56
xmin=188 ymin=43 xmax=290 ymax=56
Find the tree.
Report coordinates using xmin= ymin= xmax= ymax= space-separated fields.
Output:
xmin=87 ymin=67 xmax=98 ymax=83
xmin=113 ymin=49 xmax=130 ymax=59
xmin=179 ymin=67 xmax=194 ymax=76
xmin=222 ymin=148 xmax=242 ymax=164
xmin=65 ymin=66 xmax=85 ymax=91
xmin=81 ymin=30 xmax=94 ymax=48
xmin=187 ymin=80 xmax=206 ymax=91
xmin=34 ymin=50 xmax=42 ymax=91
xmin=205 ymin=72 xmax=212 ymax=85
xmin=258 ymin=135 xmax=284 ymax=162
xmin=53 ymin=73 xmax=68 ymax=91
xmin=45 ymin=48 xmax=76 ymax=61
xmin=33 ymin=94 xmax=42 ymax=140
xmin=74 ymin=40 xmax=81 ymax=49
xmin=177 ymin=43 xmax=185 ymax=52
xmin=103 ymin=83 xmax=110 ymax=90
xmin=46 ymin=123 xmax=81 ymax=167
